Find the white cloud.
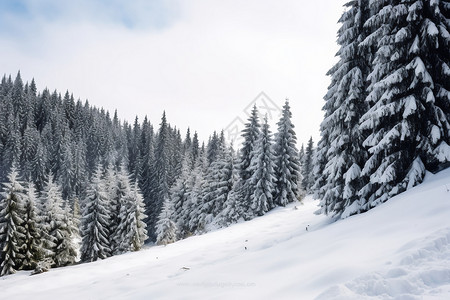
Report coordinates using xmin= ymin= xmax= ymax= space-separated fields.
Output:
xmin=0 ymin=0 xmax=345 ymax=146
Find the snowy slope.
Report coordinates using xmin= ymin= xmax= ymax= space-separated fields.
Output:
xmin=2 ymin=169 xmax=450 ymax=300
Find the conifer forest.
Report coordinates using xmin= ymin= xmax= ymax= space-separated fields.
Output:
xmin=0 ymin=0 xmax=449 ymax=283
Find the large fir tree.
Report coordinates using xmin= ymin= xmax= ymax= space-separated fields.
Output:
xmin=273 ymin=100 xmax=301 ymax=206
xmin=40 ymin=172 xmax=75 ymax=267
xmin=155 ymin=197 xmax=178 ymax=246
xmin=358 ymin=0 xmax=450 ymax=210
xmin=247 ymin=116 xmax=276 ymax=217
xmin=80 ymin=165 xmax=111 ymax=262
xmin=238 ymin=105 xmax=261 ymax=217
xmin=21 ymin=181 xmax=43 ymax=270
xmin=0 ymin=165 xmax=27 ymax=276
xmin=315 ymin=0 xmax=371 ymax=217
xmin=147 ymin=112 xmax=171 ymax=241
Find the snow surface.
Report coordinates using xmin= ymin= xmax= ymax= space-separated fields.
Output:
xmin=2 ymin=169 xmax=450 ymax=299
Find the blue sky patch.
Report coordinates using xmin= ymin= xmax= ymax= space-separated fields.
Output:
xmin=0 ymin=0 xmax=180 ymax=38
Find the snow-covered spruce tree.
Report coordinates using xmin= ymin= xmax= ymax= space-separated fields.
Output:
xmin=299 ymin=144 xmax=305 ymax=165
xmin=58 ymin=202 xmax=78 ymax=266
xmin=168 ymin=127 xmax=183 ymax=188
xmin=214 ymin=147 xmax=242 ymax=227
xmin=302 ymin=137 xmax=315 ymax=193
xmin=59 ymin=127 xmax=75 ymax=200
xmin=80 ymin=164 xmax=111 ymax=262
xmin=3 ymin=115 xmax=22 ymax=181
xmin=147 ymin=112 xmax=171 ymax=241
xmin=131 ymin=182 xmax=148 ymax=250
xmin=0 ymin=165 xmax=27 ymax=276
xmin=138 ymin=116 xmax=154 ymax=210
xmin=315 ymin=0 xmax=371 ymax=217
xmin=72 ymin=137 xmax=87 ymax=197
xmin=128 ymin=116 xmax=141 ymax=180
xmin=21 ymin=122 xmax=39 ymax=182
xmin=71 ymin=197 xmax=81 ymax=237
xmin=239 ymin=105 xmax=261 ymax=182
xmin=358 ymin=0 xmax=450 ymax=210
xmin=215 ymin=182 xmax=243 ymax=227
xmin=186 ymin=151 xmax=208 ymax=234
xmin=104 ymin=163 xmax=121 ymax=252
xmin=200 ymin=136 xmax=236 ymax=228
xmin=183 ymin=128 xmax=192 ymax=156
xmin=40 ymin=172 xmax=75 ymax=267
xmin=237 ymin=105 xmax=261 ymax=217
xmin=155 ymin=197 xmax=178 ymax=246
xmin=206 ymin=131 xmax=221 ymax=165
xmin=247 ymin=116 xmax=276 ymax=217
xmin=116 ymin=181 xmax=148 ymax=252
xmin=273 ymin=100 xmax=301 ymax=207
xmin=191 ymin=131 xmax=200 ymax=163
xmin=169 ymin=155 xmax=192 ymax=237
xmin=311 ymin=138 xmax=329 ymax=202
xmin=21 ymin=181 xmax=43 ymax=270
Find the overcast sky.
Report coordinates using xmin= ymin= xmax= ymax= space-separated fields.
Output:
xmin=0 ymin=0 xmax=346 ymax=147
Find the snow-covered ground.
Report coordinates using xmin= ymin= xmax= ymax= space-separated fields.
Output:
xmin=2 ymin=169 xmax=450 ymax=299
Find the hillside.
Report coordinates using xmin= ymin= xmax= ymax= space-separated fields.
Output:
xmin=1 ymin=168 xmax=450 ymax=299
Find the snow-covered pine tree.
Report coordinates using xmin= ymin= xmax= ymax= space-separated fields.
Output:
xmin=131 ymin=181 xmax=148 ymax=250
xmin=40 ymin=172 xmax=75 ymax=267
xmin=315 ymin=0 xmax=371 ymax=217
xmin=183 ymin=128 xmax=192 ymax=156
xmin=128 ymin=116 xmax=141 ymax=180
xmin=104 ymin=163 xmax=121 ymax=252
xmin=215 ymin=183 xmax=243 ymax=227
xmin=12 ymin=72 xmax=28 ymax=133
xmin=200 ymin=134 xmax=236 ymax=228
xmin=21 ymin=121 xmax=39 ymax=182
xmin=71 ymin=197 xmax=81 ymax=234
xmin=211 ymin=144 xmax=236 ymax=220
xmin=155 ymin=197 xmax=178 ymax=246
xmin=191 ymin=131 xmax=200 ymax=163
xmin=80 ymin=164 xmax=111 ymax=262
xmin=247 ymin=116 xmax=276 ymax=217
xmin=299 ymin=144 xmax=305 ymax=165
xmin=302 ymin=137 xmax=315 ymax=193
xmin=206 ymin=131 xmax=220 ymax=165
xmin=21 ymin=181 xmax=43 ymax=270
xmin=237 ymin=105 xmax=261 ymax=216
xmin=116 ymin=181 xmax=148 ymax=252
xmin=59 ymin=126 xmax=75 ymax=200
xmin=168 ymin=127 xmax=183 ymax=188
xmin=273 ymin=100 xmax=301 ymax=207
xmin=0 ymin=165 xmax=27 ymax=276
xmin=72 ymin=136 xmax=87 ymax=197
xmin=58 ymin=202 xmax=78 ymax=266
xmin=239 ymin=105 xmax=261 ymax=182
xmin=169 ymin=155 xmax=192 ymax=237
xmin=311 ymin=141 xmax=327 ymax=204
xmin=138 ymin=116 xmax=154 ymax=211
xmin=3 ymin=115 xmax=22 ymax=181
xmin=215 ymin=149 xmax=243 ymax=227
xmin=147 ymin=112 xmax=171 ymax=241
xmin=358 ymin=0 xmax=450 ymax=210
xmin=186 ymin=151 xmax=209 ymax=234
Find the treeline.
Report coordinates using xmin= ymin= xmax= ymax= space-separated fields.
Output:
xmin=0 ymin=73 xmax=313 ymax=275
xmin=155 ymin=102 xmax=307 ymax=245
xmin=0 ymin=162 xmax=146 ymax=276
xmin=313 ymin=0 xmax=450 ymax=218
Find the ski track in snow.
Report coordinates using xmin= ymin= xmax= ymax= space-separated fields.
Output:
xmin=1 ymin=169 xmax=450 ymax=299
